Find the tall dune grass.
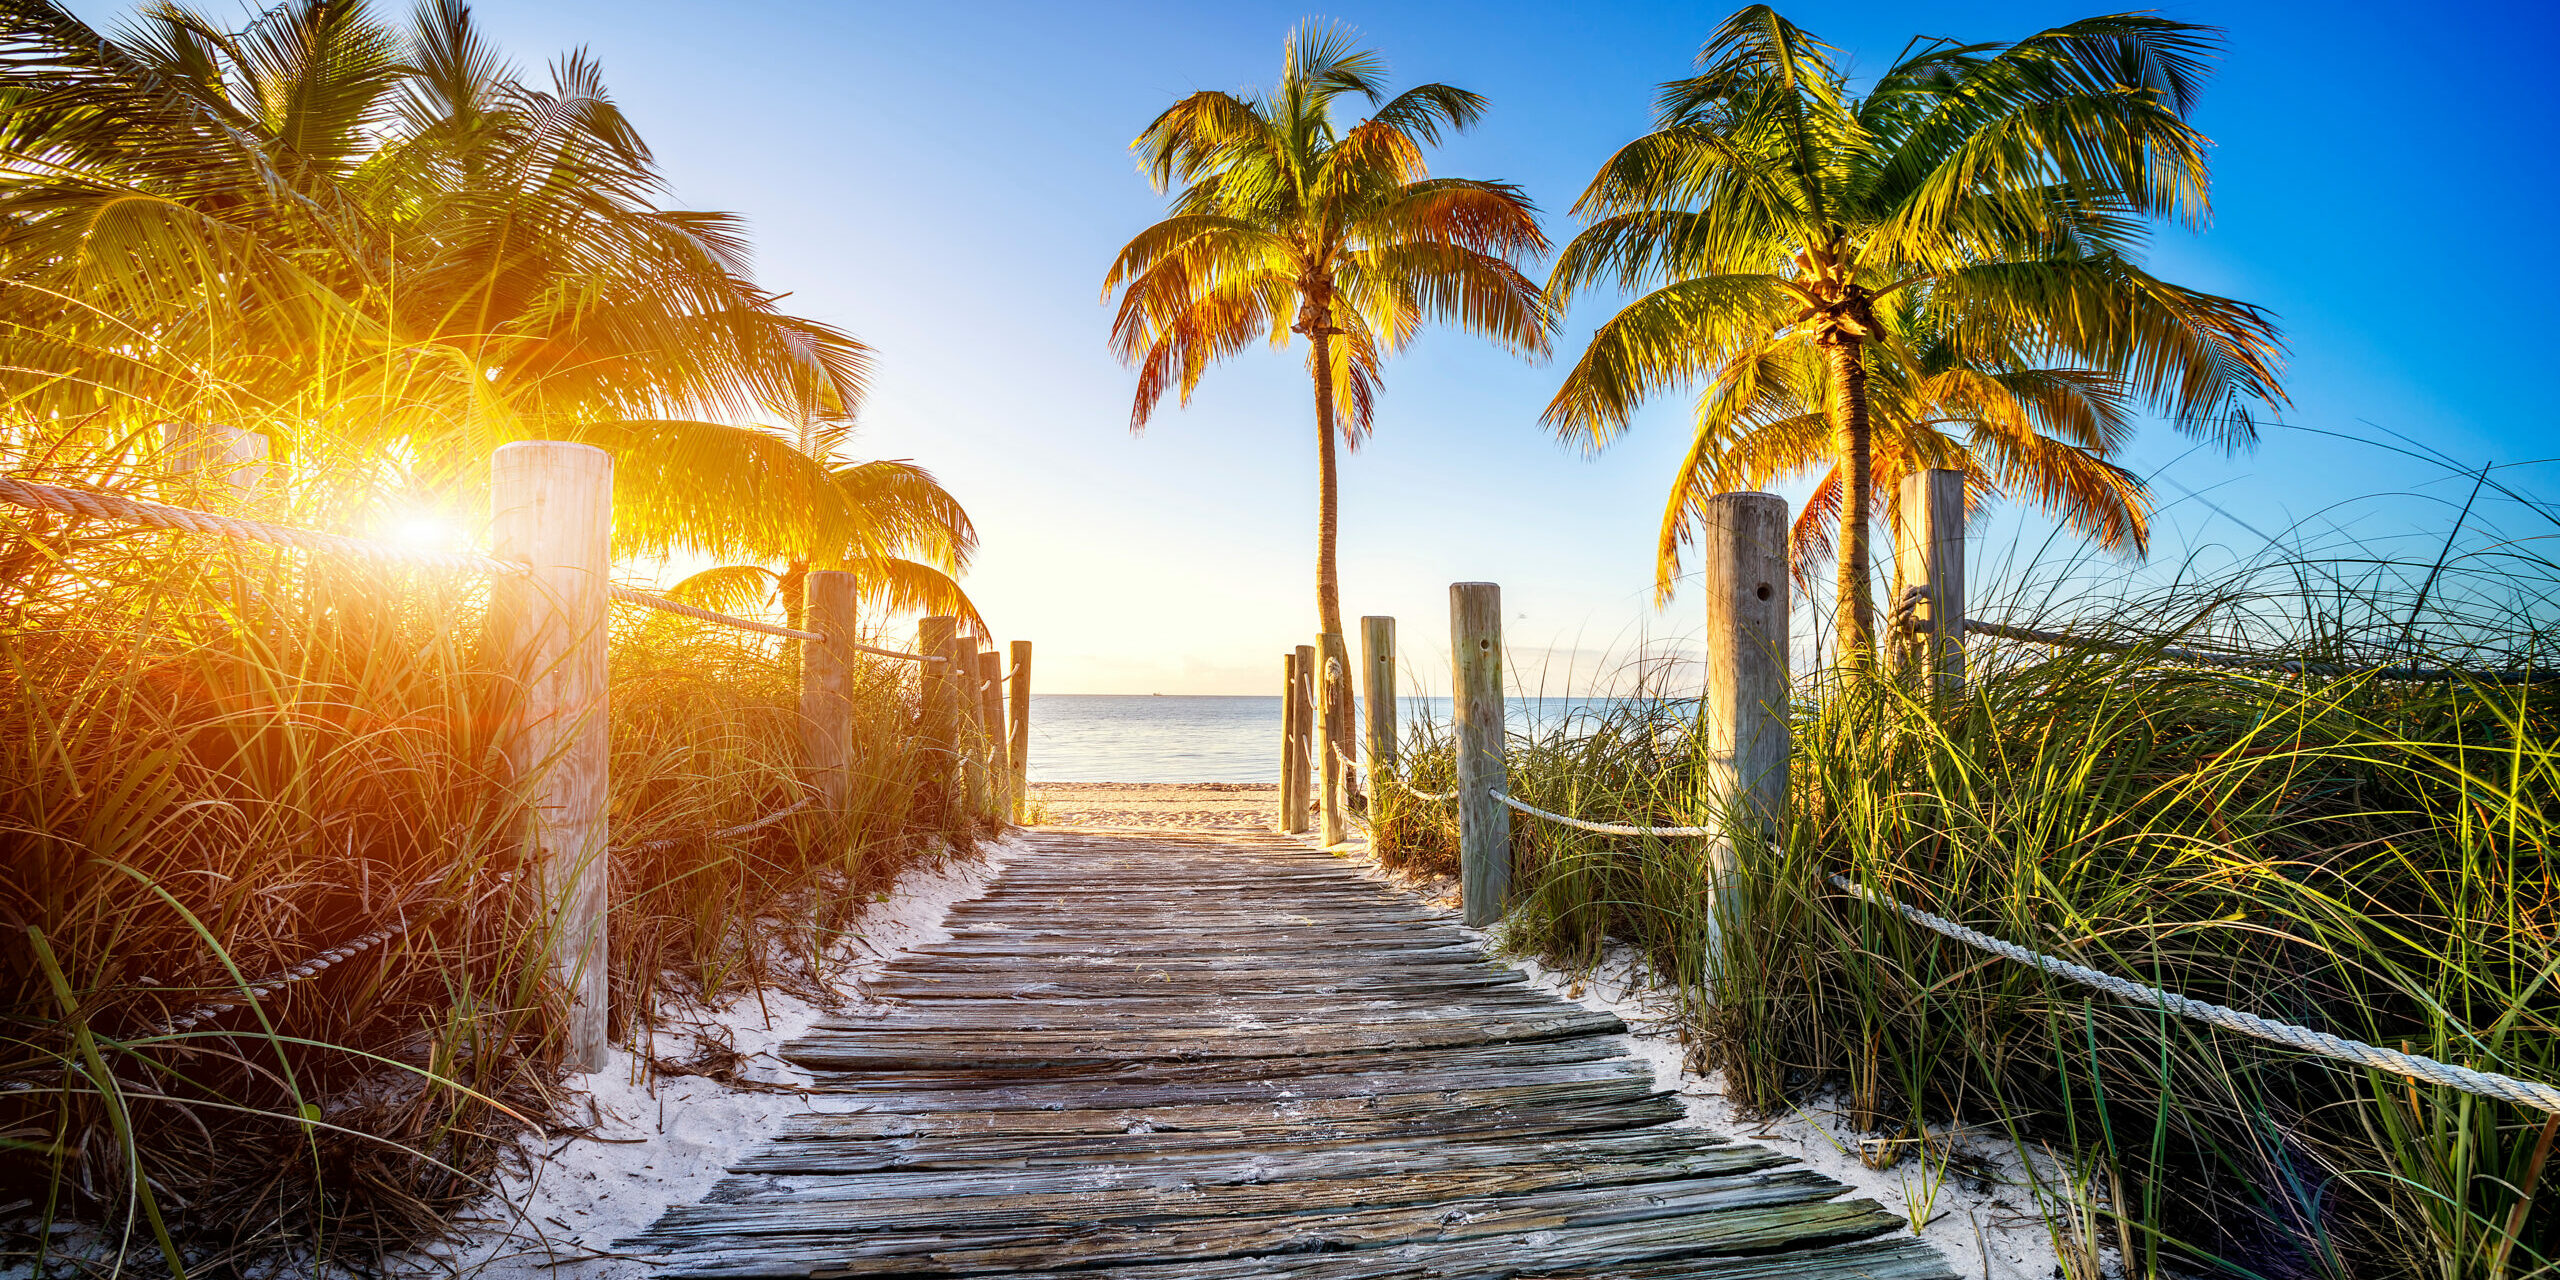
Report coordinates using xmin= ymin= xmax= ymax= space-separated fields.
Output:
xmin=0 ymin=435 xmax=986 ymax=1270
xmin=1382 ymin=490 xmax=2560 ymax=1280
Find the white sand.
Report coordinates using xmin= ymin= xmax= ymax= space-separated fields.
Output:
xmin=420 ymin=839 xmax=1013 ymax=1279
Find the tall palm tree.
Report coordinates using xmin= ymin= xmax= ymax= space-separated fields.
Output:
xmin=1654 ymin=293 xmax=2150 ymax=603
xmin=1546 ymin=6 xmax=2285 ymax=665
xmin=1105 ymin=21 xmax=1553 ymax=653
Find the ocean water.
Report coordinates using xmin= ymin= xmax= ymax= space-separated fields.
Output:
xmin=1025 ymin=694 xmax=1644 ymax=783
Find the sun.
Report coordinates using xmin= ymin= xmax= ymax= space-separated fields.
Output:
xmin=385 ymin=510 xmax=462 ymax=553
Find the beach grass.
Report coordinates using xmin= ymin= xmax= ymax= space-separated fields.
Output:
xmin=1378 ymin=501 xmax=2560 ymax=1280
xmin=0 ymin=434 xmax=989 ymax=1270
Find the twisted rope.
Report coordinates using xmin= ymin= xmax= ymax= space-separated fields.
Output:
xmin=606 ymin=585 xmax=946 ymax=662
xmin=1931 ymin=612 xmax=2554 ymax=685
xmin=146 ymin=869 xmax=519 ymax=1038
xmin=0 ymin=475 xmax=517 ymax=576
xmin=608 ymin=585 xmax=823 ymax=642
xmin=1492 ymin=791 xmax=1713 ymax=838
xmin=1830 ymin=873 xmax=2560 ymax=1114
xmin=621 ymin=795 xmax=820 ymax=855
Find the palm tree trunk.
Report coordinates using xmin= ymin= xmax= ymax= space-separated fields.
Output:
xmin=1823 ymin=335 xmax=1875 ymax=668
xmin=780 ymin=559 xmax=811 ymax=632
xmin=1310 ymin=329 xmax=1346 ymax=641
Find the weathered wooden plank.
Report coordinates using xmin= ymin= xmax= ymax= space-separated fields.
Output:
xmin=627 ymin=827 xmax=1950 ymax=1280
xmin=740 ymin=1096 xmax=1687 ymax=1170
xmin=641 ymin=1167 xmax=1845 ymax=1270
xmin=649 ymin=1142 xmax=1792 ymax=1234
xmin=765 ymin=1076 xmax=1668 ymax=1142
xmin=696 ymin=1129 xmax=1768 ymax=1208
xmin=647 ymin=1188 xmax=1901 ymax=1279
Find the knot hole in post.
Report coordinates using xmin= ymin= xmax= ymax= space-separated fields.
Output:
xmin=1755 ymin=583 xmax=1772 ymax=601
xmin=1478 ymin=638 xmax=1492 ymax=652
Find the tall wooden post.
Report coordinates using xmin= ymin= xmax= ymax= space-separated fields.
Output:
xmin=1277 ymin=653 xmax=1302 ymax=831
xmin=918 ymin=616 xmax=959 ymax=833
xmin=489 ymin=441 xmax=613 ymax=1073
xmin=1895 ymin=468 xmax=1968 ymax=695
xmin=1007 ymin=640 xmax=1032 ymax=821
xmin=1450 ymin=583 xmax=1510 ymax=928
xmin=957 ymin=636 xmax=990 ymax=823
xmin=977 ymin=648 xmax=1008 ymax=822
xmin=1317 ymin=632 xmax=1351 ymax=845
xmin=163 ymin=422 xmax=270 ymax=505
xmin=1291 ymin=644 xmax=1318 ymax=835
xmin=801 ymin=570 xmax=858 ymax=809
xmin=1700 ymin=492 xmax=1791 ymax=978
xmin=1360 ymin=616 xmax=1397 ymax=775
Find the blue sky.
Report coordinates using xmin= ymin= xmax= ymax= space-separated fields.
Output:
xmin=168 ymin=0 xmax=2560 ymax=691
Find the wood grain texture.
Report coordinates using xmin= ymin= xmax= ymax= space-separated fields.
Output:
xmin=918 ymin=617 xmax=959 ymax=832
xmin=801 ymin=570 xmax=858 ymax=809
xmin=1359 ymin=615 xmax=1396 ymax=774
xmin=1450 ymin=583 xmax=1511 ymax=927
xmin=488 ymin=440 xmax=613 ymax=1073
xmin=1895 ymin=468 xmax=1967 ymax=695
xmin=1318 ymin=631 xmax=1351 ymax=846
xmin=622 ymin=827 xmax=1948 ymax=1279
xmin=1699 ymin=493 xmax=1789 ymax=978
xmin=1007 ymin=640 xmax=1032 ymax=820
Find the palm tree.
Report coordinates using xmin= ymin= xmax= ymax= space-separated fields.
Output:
xmin=590 ymin=412 xmax=984 ymax=635
xmin=1545 ymin=6 xmax=2286 ymax=665
xmin=1653 ymin=294 xmax=2151 ymax=604
xmin=1105 ymin=21 xmax=1553 ymax=653
xmin=0 ymin=0 xmax=867 ymax=462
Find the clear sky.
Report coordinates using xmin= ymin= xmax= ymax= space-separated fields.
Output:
xmin=202 ymin=1 xmax=2560 ymax=691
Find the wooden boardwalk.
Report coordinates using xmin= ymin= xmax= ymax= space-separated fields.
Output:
xmin=627 ymin=828 xmax=1952 ymax=1279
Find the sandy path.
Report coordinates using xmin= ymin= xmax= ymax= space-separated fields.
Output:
xmin=1029 ymin=781 xmax=1283 ymax=831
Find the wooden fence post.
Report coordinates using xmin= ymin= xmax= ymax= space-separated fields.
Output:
xmin=1318 ymin=631 xmax=1350 ymax=845
xmin=1008 ymin=640 xmax=1032 ymax=821
xmin=1450 ymin=583 xmax=1510 ymax=928
xmin=957 ymin=636 xmax=990 ymax=824
xmin=1290 ymin=644 xmax=1317 ymax=835
xmin=918 ymin=616 xmax=958 ymax=833
xmin=1699 ymin=493 xmax=1790 ymax=979
xmin=1360 ymin=616 xmax=1396 ymax=776
xmin=489 ymin=441 xmax=614 ymax=1074
xmin=1895 ymin=468 xmax=1967 ymax=696
xmin=1277 ymin=653 xmax=1301 ymax=831
xmin=800 ymin=570 xmax=858 ymax=809
xmin=163 ymin=422 xmax=270 ymax=505
xmin=977 ymin=648 xmax=1008 ymax=823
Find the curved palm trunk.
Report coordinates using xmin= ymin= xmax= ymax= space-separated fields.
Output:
xmin=1307 ymin=325 xmax=1360 ymax=803
xmin=1823 ymin=335 xmax=1875 ymax=668
xmin=780 ymin=558 xmax=811 ymax=632
xmin=1310 ymin=329 xmax=1346 ymax=640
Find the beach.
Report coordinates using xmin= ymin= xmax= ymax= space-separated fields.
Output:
xmin=1029 ymin=780 xmax=1281 ymax=830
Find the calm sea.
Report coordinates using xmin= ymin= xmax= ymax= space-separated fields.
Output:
xmin=1025 ymin=694 xmax=1637 ymax=783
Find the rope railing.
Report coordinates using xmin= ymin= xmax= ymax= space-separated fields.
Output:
xmin=1828 ymin=872 xmax=2560 ymax=1115
xmin=150 ymin=788 xmax=828 ymax=1038
xmin=1491 ymin=791 xmax=1711 ymax=838
xmin=145 ymin=868 xmax=517 ymax=1038
xmin=1918 ymin=610 xmax=2555 ymax=685
xmin=621 ymin=794 xmax=820 ymax=856
xmin=1432 ymin=774 xmax=2560 ymax=1113
xmin=608 ymin=584 xmax=824 ymax=643
xmin=0 ymin=473 xmax=951 ymax=664
xmin=0 ymin=475 xmax=517 ymax=577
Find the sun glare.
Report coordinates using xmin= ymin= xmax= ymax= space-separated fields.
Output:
xmin=387 ymin=511 xmax=461 ymax=552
